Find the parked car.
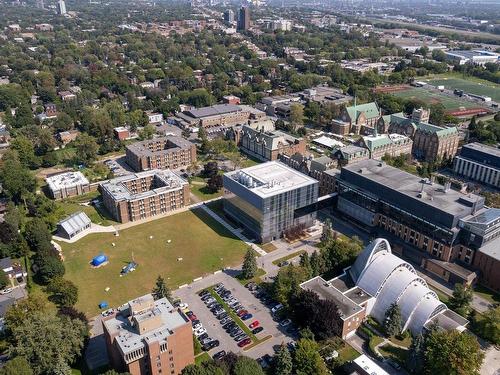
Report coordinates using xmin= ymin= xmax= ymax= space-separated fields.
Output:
xmin=192 ymin=323 xmax=202 ymax=331
xmin=271 ymin=304 xmax=283 ymax=314
xmin=191 ymin=320 xmax=200 ymax=326
xmin=280 ymin=319 xmax=292 ymax=327
xmin=237 ymin=309 xmax=248 ymax=317
xmin=249 ymin=321 xmax=260 ymax=329
xmin=241 ymin=313 xmax=253 ymax=321
xmin=213 ymin=351 xmax=226 ymax=360
xmin=178 ymin=303 xmax=188 ymax=310
xmin=387 ymin=359 xmax=401 ymax=370
xmin=101 ymin=308 xmax=114 ymax=317
xmin=194 ymin=328 xmax=207 ymax=337
xmin=238 ymin=338 xmax=252 ymax=347
xmin=188 ymin=314 xmax=198 ymax=321
xmin=252 ymin=327 xmax=264 ymax=334
xmin=198 ymin=333 xmax=208 ymax=341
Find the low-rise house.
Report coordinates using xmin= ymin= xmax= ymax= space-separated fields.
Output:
xmin=114 ymin=126 xmax=130 ymax=141
xmin=57 ymin=129 xmax=80 ymax=146
xmin=58 ymin=91 xmax=76 ymax=101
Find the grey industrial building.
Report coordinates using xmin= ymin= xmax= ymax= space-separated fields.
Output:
xmin=223 ymin=162 xmax=319 ymax=243
xmin=453 ymin=143 xmax=500 ymax=189
xmin=336 ymin=159 xmax=500 ymax=291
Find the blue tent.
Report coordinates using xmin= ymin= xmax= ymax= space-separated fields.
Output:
xmin=99 ymin=301 xmax=108 ymax=309
xmin=91 ymin=254 xmax=108 ymax=266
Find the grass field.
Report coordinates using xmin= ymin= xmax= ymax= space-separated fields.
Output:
xmin=392 ymin=87 xmax=477 ymax=110
xmin=57 ymin=193 xmax=118 ymax=227
xmin=58 ymin=208 xmax=249 ymax=316
xmin=422 ymin=74 xmax=500 ymax=102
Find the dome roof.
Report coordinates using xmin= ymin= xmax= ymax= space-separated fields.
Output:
xmin=353 ymin=238 xmax=448 ymax=335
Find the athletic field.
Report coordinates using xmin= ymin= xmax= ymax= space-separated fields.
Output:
xmin=422 ymin=76 xmax=500 ymax=102
xmin=391 ymin=87 xmax=477 ymax=110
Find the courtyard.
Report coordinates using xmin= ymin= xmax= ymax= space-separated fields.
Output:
xmin=57 ymin=208 xmax=249 ymax=316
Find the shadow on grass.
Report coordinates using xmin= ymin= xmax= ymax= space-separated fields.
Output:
xmin=190 ymin=206 xmax=243 ymax=242
xmin=378 ymin=344 xmax=409 ymax=364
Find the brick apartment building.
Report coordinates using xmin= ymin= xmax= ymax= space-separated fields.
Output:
xmin=103 ymin=294 xmax=194 ymax=375
xmin=126 ymin=137 xmax=196 ymax=172
xmin=100 ymin=170 xmax=189 ymax=223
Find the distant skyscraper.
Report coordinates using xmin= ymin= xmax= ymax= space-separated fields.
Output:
xmin=57 ymin=0 xmax=67 ymax=14
xmin=224 ymin=9 xmax=235 ymax=24
xmin=237 ymin=6 xmax=250 ymax=31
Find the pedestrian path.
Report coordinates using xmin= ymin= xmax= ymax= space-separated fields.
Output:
xmin=200 ymin=203 xmax=266 ymax=256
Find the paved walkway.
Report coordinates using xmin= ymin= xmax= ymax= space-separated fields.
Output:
xmin=52 ymin=223 xmax=116 ymax=243
xmin=199 ymin=203 xmax=267 ymax=256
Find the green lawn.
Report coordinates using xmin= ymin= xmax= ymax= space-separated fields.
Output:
xmin=260 ymin=243 xmax=278 ymax=253
xmin=392 ymin=87 xmax=477 ymax=110
xmin=336 ymin=343 xmax=360 ymax=365
xmin=190 ymin=181 xmax=223 ymax=201
xmin=422 ymin=74 xmax=500 ymax=102
xmin=474 ymin=284 xmax=500 ymax=304
xmin=58 ymin=208 xmax=248 ymax=316
xmin=236 ymin=268 xmax=266 ymax=285
xmin=378 ymin=344 xmax=409 ymax=366
xmin=195 ymin=352 xmax=211 ymax=365
xmin=57 ymin=194 xmax=117 ymax=227
xmin=272 ymin=250 xmax=306 ymax=266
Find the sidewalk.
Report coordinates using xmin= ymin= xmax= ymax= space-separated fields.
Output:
xmin=199 ymin=203 xmax=266 ymax=256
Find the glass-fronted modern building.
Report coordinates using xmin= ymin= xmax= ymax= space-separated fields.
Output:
xmin=223 ymin=161 xmax=319 ymax=243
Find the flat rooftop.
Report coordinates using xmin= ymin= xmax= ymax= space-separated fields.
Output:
xmin=341 ymin=159 xmax=484 ymax=218
xmin=186 ymin=104 xmax=242 ymax=118
xmin=100 ymin=169 xmax=187 ymax=202
xmin=126 ymin=136 xmax=194 ymax=157
xmin=46 ymin=171 xmax=89 ymax=191
xmin=301 ymin=276 xmax=364 ymax=319
xmin=225 ymin=161 xmax=318 ymax=199
xmin=461 ymin=142 xmax=500 ymax=158
xmin=103 ymin=294 xmax=188 ymax=357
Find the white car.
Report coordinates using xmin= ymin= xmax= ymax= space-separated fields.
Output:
xmin=178 ymin=302 xmax=189 ymax=310
xmin=0 ymin=288 xmax=13 ymax=295
xmin=194 ymin=328 xmax=207 ymax=337
xmin=271 ymin=304 xmax=283 ymax=314
xmin=192 ymin=323 xmax=203 ymax=331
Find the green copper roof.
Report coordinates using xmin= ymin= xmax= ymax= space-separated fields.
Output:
xmin=363 ymin=135 xmax=392 ymax=151
xmin=346 ymin=102 xmax=380 ymax=121
xmin=416 ymin=122 xmax=458 ymax=137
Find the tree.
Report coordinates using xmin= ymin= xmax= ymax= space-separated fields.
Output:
xmin=11 ymin=136 xmax=38 ymax=169
xmin=24 ymin=218 xmax=52 ymax=252
xmin=473 ymin=307 xmax=500 ymax=345
xmin=293 ymin=339 xmax=328 ymax=375
xmin=384 ymin=303 xmax=403 ymax=336
xmin=290 ymin=103 xmax=304 ymax=130
xmin=206 ymin=175 xmax=223 ymax=193
xmin=202 ymin=161 xmax=218 ymax=178
xmin=290 ymin=289 xmax=342 ymax=340
xmin=0 ymin=271 xmax=9 ymax=290
xmin=73 ymin=134 xmax=99 ymax=165
xmin=47 ymin=277 xmax=78 ymax=307
xmin=449 ymin=284 xmax=473 ymax=317
xmin=0 ymin=150 xmax=36 ymax=203
xmin=299 ymin=253 xmax=312 ymax=278
xmin=309 ymin=250 xmax=326 ymax=277
xmin=35 ymin=253 xmax=65 ymax=284
xmin=233 ymin=356 xmax=265 ymax=375
xmin=273 ymin=344 xmax=293 ymax=375
xmin=406 ymin=334 xmax=425 ymax=374
xmin=9 ymin=312 xmax=86 ymax=375
xmin=424 ymin=330 xmax=484 ymax=375
xmin=272 ymin=265 xmax=309 ymax=306
xmin=0 ymin=357 xmax=33 ymax=375
xmin=53 ymin=112 xmax=74 ymax=132
xmin=138 ymin=124 xmax=156 ymax=140
xmin=152 ymin=275 xmax=171 ymax=300
xmin=241 ymin=248 xmax=257 ymax=280
xmin=127 ymin=110 xmax=148 ymax=132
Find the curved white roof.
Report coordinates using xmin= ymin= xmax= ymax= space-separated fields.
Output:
xmin=353 ymin=238 xmax=450 ymax=335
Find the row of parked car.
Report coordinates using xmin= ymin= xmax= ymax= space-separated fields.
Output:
xmin=179 ymin=303 xmax=221 ymax=352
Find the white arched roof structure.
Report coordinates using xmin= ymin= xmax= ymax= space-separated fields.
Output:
xmin=353 ymin=238 xmax=447 ymax=335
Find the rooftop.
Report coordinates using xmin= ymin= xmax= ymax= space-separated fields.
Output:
xmin=100 ymin=169 xmax=187 ymax=202
xmin=126 ymin=136 xmax=194 ymax=157
xmin=46 ymin=171 xmax=89 ymax=192
xmin=461 ymin=142 xmax=500 ymax=158
xmin=186 ymin=104 xmax=242 ymax=118
xmin=103 ymin=294 xmax=188 ymax=357
xmin=352 ymin=354 xmax=389 ymax=375
xmin=341 ymin=159 xmax=484 ymax=219
xmin=301 ymin=276 xmax=365 ymax=319
xmin=58 ymin=211 xmax=91 ymax=235
xmin=346 ymin=102 xmax=380 ymax=121
xmin=225 ymin=161 xmax=317 ymax=199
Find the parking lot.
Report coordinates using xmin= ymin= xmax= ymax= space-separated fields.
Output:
xmin=174 ymin=271 xmax=296 ymax=362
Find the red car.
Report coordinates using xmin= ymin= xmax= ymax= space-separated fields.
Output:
xmin=188 ymin=314 xmax=198 ymax=321
xmin=249 ymin=321 xmax=259 ymax=329
xmin=237 ymin=309 xmax=248 ymax=317
xmin=237 ymin=338 xmax=252 ymax=347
